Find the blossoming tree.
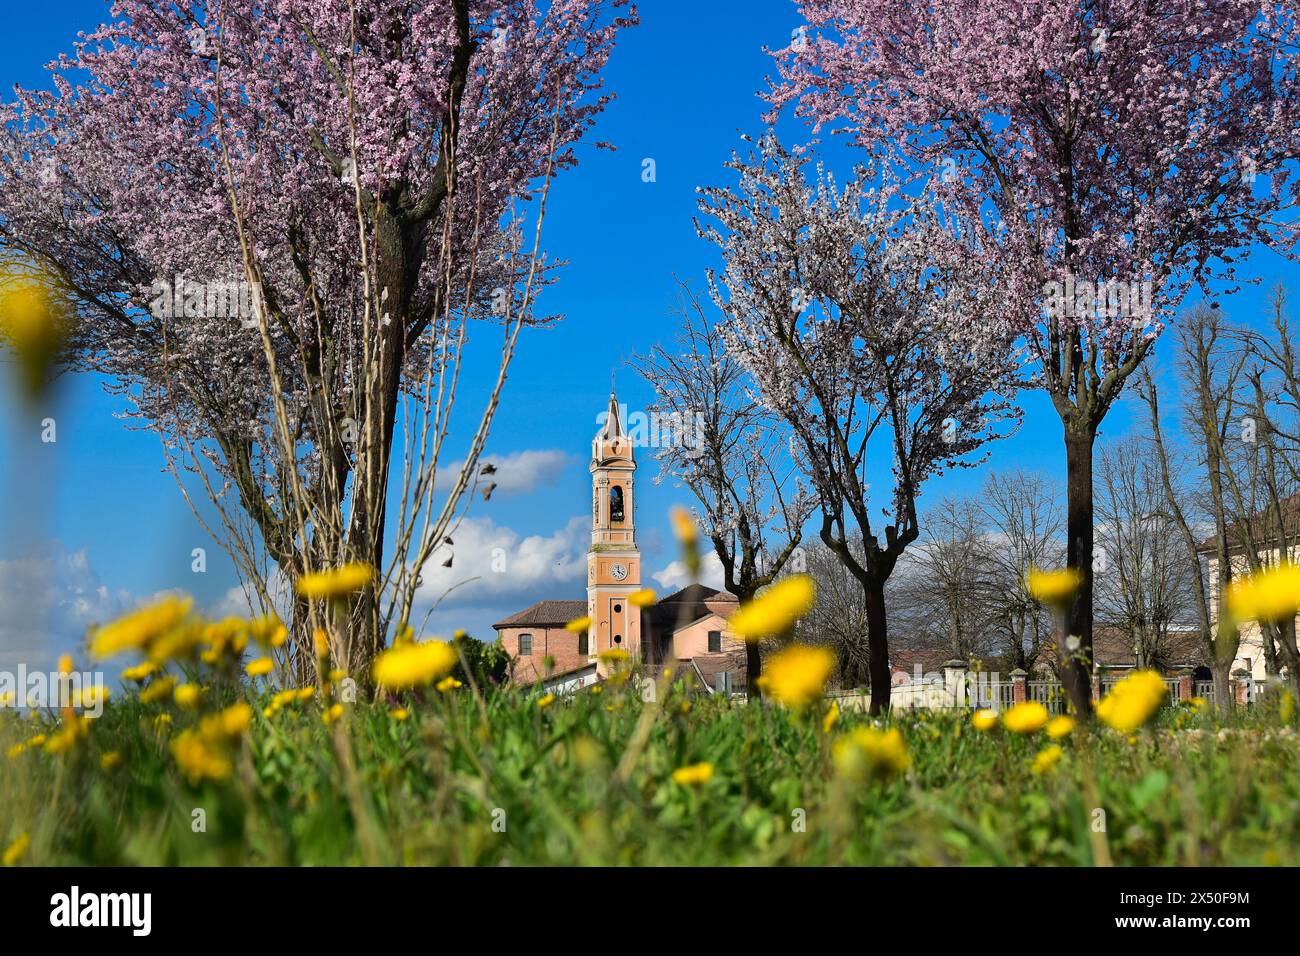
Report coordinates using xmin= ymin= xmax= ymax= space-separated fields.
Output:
xmin=633 ymin=282 xmax=815 ymax=695
xmin=699 ymin=135 xmax=1021 ymax=713
xmin=0 ymin=0 xmax=634 ymax=676
xmin=773 ymin=0 xmax=1300 ymax=713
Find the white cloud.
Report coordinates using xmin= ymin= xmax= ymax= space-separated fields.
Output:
xmin=0 ymin=544 xmax=133 ymax=671
xmin=411 ymin=515 xmax=588 ymax=612
xmin=435 ymin=449 xmax=572 ymax=496
xmin=651 ymin=551 xmax=727 ymax=594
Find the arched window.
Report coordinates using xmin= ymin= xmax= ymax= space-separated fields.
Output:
xmin=610 ymin=485 xmax=625 ymax=523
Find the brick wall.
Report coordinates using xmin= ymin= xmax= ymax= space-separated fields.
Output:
xmin=498 ymin=625 xmax=590 ymax=685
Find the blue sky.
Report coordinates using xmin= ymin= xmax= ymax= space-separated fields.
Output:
xmin=1 ymin=0 xmax=1296 ymax=670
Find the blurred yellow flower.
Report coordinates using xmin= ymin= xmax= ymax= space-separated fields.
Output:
xmin=538 ymin=694 xmax=556 ymax=709
xmin=1032 ymin=744 xmax=1064 ymax=775
xmin=1096 ymin=670 xmax=1166 ymax=734
xmin=297 ymin=687 xmax=316 ymax=702
xmin=566 ymin=616 xmax=593 ymax=633
xmin=1002 ymin=701 xmax=1049 ymax=734
xmin=1045 ymin=715 xmax=1075 ymax=739
xmin=372 ymin=640 xmax=457 ymax=689
xmin=90 ymin=596 xmax=192 ymax=658
xmin=760 ymin=644 xmax=835 ymax=709
xmin=2 ymin=832 xmax=30 ymax=867
xmin=57 ymin=653 xmax=73 ymax=675
xmin=669 ymin=506 xmax=698 ymax=548
xmin=100 ymin=751 xmax=122 ymax=771
xmin=598 ymin=648 xmax=629 ymax=666
xmin=296 ymin=563 xmax=374 ymax=599
xmin=244 ymin=657 xmax=274 ymax=678
xmin=1026 ymin=567 xmax=1081 ymax=610
xmin=201 ymin=702 xmax=252 ymax=740
xmin=139 ymin=676 xmax=178 ymax=705
xmin=435 ymin=676 xmax=462 ymax=693
xmin=390 ymin=708 xmax=410 ymax=721
xmin=1224 ymin=563 xmax=1300 ymax=623
xmin=121 ymin=662 xmax=157 ymax=682
xmin=671 ymin=762 xmax=714 ymax=786
xmin=171 ymin=730 xmax=231 ymax=784
xmin=972 ymin=709 xmax=999 ymax=731
xmin=322 ymin=703 xmax=345 ymax=725
xmin=1282 ymin=690 xmax=1296 ymax=724
xmin=833 ymin=727 xmax=910 ymax=782
xmin=312 ymin=628 xmax=331 ymax=659
xmin=823 ymin=700 xmax=840 ymax=734
xmin=45 ymin=718 xmax=90 ymax=755
xmin=628 ymin=588 xmax=657 ymax=608
xmin=174 ymin=684 xmax=203 ymax=709
xmin=0 ymin=264 xmax=67 ymax=396
xmin=729 ymin=575 xmax=817 ymax=641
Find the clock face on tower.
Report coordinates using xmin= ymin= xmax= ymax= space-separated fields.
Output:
xmin=610 ymin=563 xmax=628 ymax=581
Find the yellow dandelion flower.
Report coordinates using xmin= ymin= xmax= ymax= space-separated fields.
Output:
xmin=121 ymin=662 xmax=157 ymax=682
xmin=244 ymin=657 xmax=274 ymax=678
xmin=598 ymin=647 xmax=629 ymax=666
xmin=832 ymin=727 xmax=910 ymax=782
xmin=1026 ymin=567 xmax=1082 ymax=610
xmin=538 ymin=693 xmax=556 ymax=709
xmin=628 ymin=588 xmax=657 ymax=608
xmin=327 ymin=668 xmax=347 ymax=683
xmin=0 ymin=264 xmax=69 ymax=397
xmin=200 ymin=702 xmax=252 ymax=740
xmin=322 ymin=703 xmax=345 ymax=725
xmin=589 ymin=684 xmax=604 ymax=695
xmin=44 ymin=718 xmax=89 ymax=755
xmin=566 ymin=616 xmax=593 ymax=633
xmin=6 ymin=743 xmax=27 ymax=759
xmin=729 ymin=575 xmax=817 ymax=641
xmin=312 ymin=628 xmax=331 ymax=659
xmin=2 ymin=832 xmax=30 ymax=867
xmin=822 ymin=700 xmax=840 ymax=734
xmin=1045 ymin=715 xmax=1075 ymax=739
xmin=1096 ymin=669 xmax=1166 ymax=734
xmin=453 ymin=629 xmax=468 ymax=642
xmin=372 ymin=640 xmax=457 ymax=689
xmin=90 ymin=596 xmax=192 ymax=658
xmin=139 ymin=676 xmax=177 ymax=705
xmin=669 ymin=506 xmax=698 ymax=547
xmin=296 ymin=687 xmax=315 ymax=702
xmin=435 ymin=676 xmax=462 ymax=693
xmin=1224 ymin=563 xmax=1300 ymax=623
xmin=171 ymin=730 xmax=231 ymax=784
xmin=1002 ymin=701 xmax=1050 ymax=734
xmin=390 ymin=708 xmax=410 ymax=721
xmin=100 ymin=751 xmax=122 ymax=771
xmin=671 ymin=761 xmax=714 ymax=786
xmin=295 ymin=563 xmax=374 ymax=600
xmin=173 ymin=684 xmax=203 ymax=709
xmin=57 ymin=653 xmax=73 ymax=675
xmin=759 ymin=643 xmax=835 ymax=709
xmin=1032 ymin=744 xmax=1064 ymax=775
xmin=972 ymin=709 xmax=999 ymax=732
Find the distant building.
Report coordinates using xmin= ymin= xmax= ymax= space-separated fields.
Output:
xmin=1197 ymin=496 xmax=1300 ymax=687
xmin=492 ymin=390 xmax=745 ymax=694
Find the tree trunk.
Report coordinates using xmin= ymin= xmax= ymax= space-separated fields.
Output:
xmin=863 ymin=573 xmax=891 ymax=716
xmin=745 ymin=641 xmax=762 ymax=701
xmin=1063 ymin=428 xmax=1095 ymax=717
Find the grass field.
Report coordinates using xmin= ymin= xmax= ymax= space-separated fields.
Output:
xmin=3 ymin=666 xmax=1297 ymax=867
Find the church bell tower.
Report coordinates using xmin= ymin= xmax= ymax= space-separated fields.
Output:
xmin=588 ymin=390 xmax=641 ymax=674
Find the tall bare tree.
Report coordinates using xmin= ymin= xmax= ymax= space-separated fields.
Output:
xmin=633 ymin=282 xmax=814 ymax=695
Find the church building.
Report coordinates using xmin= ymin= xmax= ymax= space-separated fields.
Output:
xmin=492 ymin=391 xmax=746 ymax=694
